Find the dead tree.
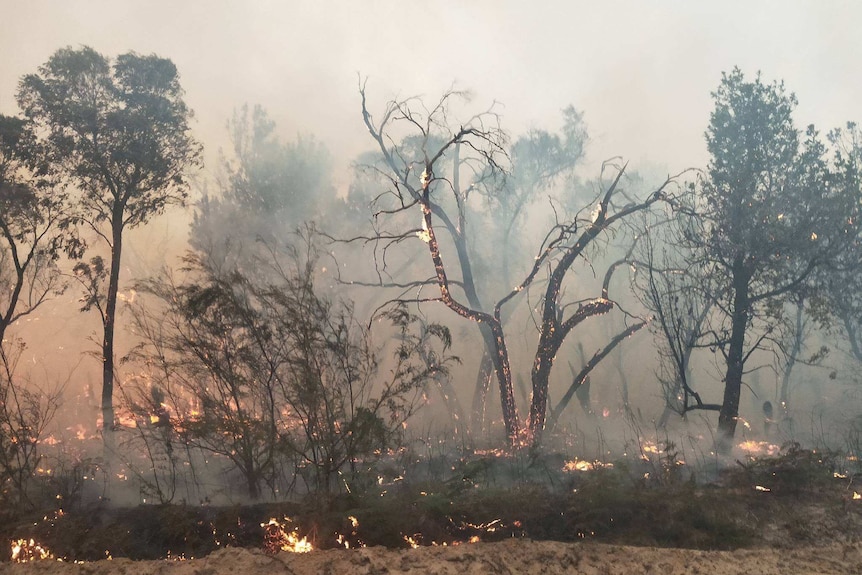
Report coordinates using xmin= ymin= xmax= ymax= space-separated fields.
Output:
xmin=351 ymin=83 xmax=683 ymax=448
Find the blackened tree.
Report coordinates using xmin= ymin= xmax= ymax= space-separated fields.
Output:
xmin=679 ymin=69 xmax=854 ymax=450
xmin=353 ymin=84 xmax=681 ymax=447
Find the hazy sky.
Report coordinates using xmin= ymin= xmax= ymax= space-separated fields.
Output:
xmin=2 ymin=1 xmax=861 ymax=189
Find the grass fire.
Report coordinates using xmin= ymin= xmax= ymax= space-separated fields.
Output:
xmin=2 ymin=3 xmax=862 ymax=574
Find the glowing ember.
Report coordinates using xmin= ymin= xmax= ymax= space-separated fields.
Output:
xmin=403 ymin=534 xmax=421 ymax=549
xmin=754 ymin=485 xmax=771 ymax=492
xmin=853 ymin=492 xmax=861 ymax=500
xmin=737 ymin=440 xmax=781 ymax=457
xmin=642 ymin=442 xmax=660 ymax=454
xmin=262 ymin=518 xmax=313 ymax=554
xmin=11 ymin=539 xmax=54 ymax=562
xmin=562 ymin=458 xmax=613 ymax=472
xmin=335 ymin=516 xmax=365 ymax=549
xmin=41 ymin=435 xmax=61 ymax=446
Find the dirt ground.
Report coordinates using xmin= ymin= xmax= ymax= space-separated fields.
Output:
xmin=6 ymin=539 xmax=862 ymax=575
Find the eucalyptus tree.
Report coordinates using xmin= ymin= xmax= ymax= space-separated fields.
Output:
xmin=17 ymin=46 xmax=201 ymax=446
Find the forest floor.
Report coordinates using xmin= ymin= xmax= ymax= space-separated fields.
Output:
xmin=6 ymin=540 xmax=862 ymax=575
xmin=4 ymin=445 xmax=862 ymax=574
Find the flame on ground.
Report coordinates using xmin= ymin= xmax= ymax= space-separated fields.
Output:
xmin=737 ymin=440 xmax=781 ymax=457
xmin=334 ymin=515 xmax=365 ymax=549
xmin=562 ymin=458 xmax=613 ymax=472
xmin=11 ymin=539 xmax=54 ymax=562
xmin=262 ymin=518 xmax=313 ymax=554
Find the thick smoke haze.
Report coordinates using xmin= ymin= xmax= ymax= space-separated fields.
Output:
xmin=3 ymin=1 xmax=861 ymax=179
xmin=1 ymin=1 xmax=862 ymax=503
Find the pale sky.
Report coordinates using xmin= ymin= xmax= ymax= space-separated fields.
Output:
xmin=1 ymin=1 xmax=860 ymax=186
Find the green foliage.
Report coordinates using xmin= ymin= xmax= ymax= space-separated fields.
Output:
xmin=0 ymin=113 xmax=80 ymax=343
xmin=731 ymin=443 xmax=840 ymax=495
xmin=127 ymin=241 xmax=455 ymax=500
xmin=15 ymin=45 xmax=201 ymax=439
xmin=642 ymin=68 xmax=860 ymax=444
xmin=17 ymin=46 xmax=201 ymax=229
xmin=699 ymin=68 xmax=839 ymax=301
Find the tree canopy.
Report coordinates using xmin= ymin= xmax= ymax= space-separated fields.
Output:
xmin=16 ymin=46 xmax=201 ymax=446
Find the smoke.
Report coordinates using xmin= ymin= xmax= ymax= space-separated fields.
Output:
xmin=1 ymin=1 xmax=861 ymax=507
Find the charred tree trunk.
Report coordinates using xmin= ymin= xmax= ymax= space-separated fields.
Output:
xmin=420 ymin=196 xmax=521 ymax=444
xmin=717 ymin=256 xmax=750 ymax=453
xmin=0 ymin=262 xmax=24 ymax=345
xmin=444 ymin=144 xmax=502 ymax=443
xmin=547 ymin=320 xmax=646 ymax=432
xmin=529 ymin=299 xmax=614 ymax=444
xmin=102 ymin=208 xmax=124 ymax=454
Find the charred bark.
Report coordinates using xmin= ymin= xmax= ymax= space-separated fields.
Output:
xmin=717 ymin=255 xmax=750 ymax=453
xmin=102 ymin=205 xmax=125 ymax=452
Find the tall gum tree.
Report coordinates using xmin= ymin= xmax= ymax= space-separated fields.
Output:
xmin=17 ymin=46 xmax=201 ymax=449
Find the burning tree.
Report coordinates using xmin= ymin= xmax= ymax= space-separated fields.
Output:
xmin=17 ymin=46 xmax=201 ymax=450
xmin=347 ymin=83 xmax=683 ymax=447
xmin=127 ymin=238 xmax=453 ymax=499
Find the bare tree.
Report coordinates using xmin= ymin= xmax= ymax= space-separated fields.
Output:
xmin=348 ymin=84 xmax=683 ymax=447
xmin=636 ymin=208 xmax=720 ymax=426
xmin=0 ymin=343 xmax=61 ymax=509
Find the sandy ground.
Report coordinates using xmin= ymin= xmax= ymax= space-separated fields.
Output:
xmin=5 ymin=539 xmax=862 ymax=575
